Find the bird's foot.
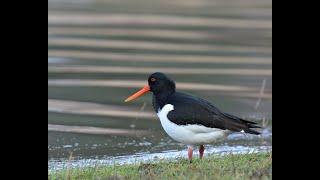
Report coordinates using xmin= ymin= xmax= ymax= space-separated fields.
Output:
xmin=199 ymin=145 xmax=205 ymax=159
xmin=188 ymin=146 xmax=193 ymax=162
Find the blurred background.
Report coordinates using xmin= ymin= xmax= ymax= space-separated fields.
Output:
xmin=48 ymin=0 xmax=272 ymax=169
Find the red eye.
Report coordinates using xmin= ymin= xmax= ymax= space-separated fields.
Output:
xmin=150 ymin=78 xmax=156 ymax=82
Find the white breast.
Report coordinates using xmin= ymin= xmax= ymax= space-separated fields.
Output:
xmin=156 ymin=104 xmax=229 ymax=145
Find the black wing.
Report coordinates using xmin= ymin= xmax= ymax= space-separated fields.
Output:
xmin=167 ymin=92 xmax=260 ymax=135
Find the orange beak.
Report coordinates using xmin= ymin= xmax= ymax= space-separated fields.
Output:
xmin=124 ymin=85 xmax=151 ymax=102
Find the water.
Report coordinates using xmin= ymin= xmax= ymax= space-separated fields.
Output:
xmin=48 ymin=0 xmax=272 ymax=171
xmin=48 ymin=129 xmax=271 ymax=171
xmin=49 ymin=144 xmax=272 ymax=172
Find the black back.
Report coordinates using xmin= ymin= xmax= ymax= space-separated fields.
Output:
xmin=152 ymin=92 xmax=260 ymax=135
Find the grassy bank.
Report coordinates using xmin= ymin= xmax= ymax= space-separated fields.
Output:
xmin=49 ymin=152 xmax=272 ymax=180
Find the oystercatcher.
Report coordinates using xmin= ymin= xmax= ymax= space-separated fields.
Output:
xmin=125 ymin=72 xmax=261 ymax=161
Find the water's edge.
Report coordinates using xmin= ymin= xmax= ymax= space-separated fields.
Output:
xmin=49 ymin=145 xmax=272 ymax=172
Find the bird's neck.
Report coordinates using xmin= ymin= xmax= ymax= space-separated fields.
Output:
xmin=153 ymin=90 xmax=174 ymax=111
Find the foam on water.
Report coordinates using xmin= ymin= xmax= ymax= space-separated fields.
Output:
xmin=48 ymin=145 xmax=272 ymax=172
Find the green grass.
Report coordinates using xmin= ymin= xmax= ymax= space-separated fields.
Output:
xmin=48 ymin=152 xmax=272 ymax=180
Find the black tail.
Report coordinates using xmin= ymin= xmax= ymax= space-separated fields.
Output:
xmin=223 ymin=113 xmax=261 ymax=135
xmin=243 ymin=126 xmax=261 ymax=135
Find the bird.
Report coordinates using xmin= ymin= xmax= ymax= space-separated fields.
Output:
xmin=125 ymin=72 xmax=261 ymax=162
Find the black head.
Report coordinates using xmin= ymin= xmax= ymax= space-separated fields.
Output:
xmin=124 ymin=72 xmax=175 ymax=103
xmin=148 ymin=72 xmax=176 ymax=95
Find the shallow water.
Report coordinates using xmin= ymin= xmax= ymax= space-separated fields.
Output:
xmin=48 ymin=128 xmax=272 ymax=171
xmin=49 ymin=145 xmax=272 ymax=172
xmin=48 ymin=0 xmax=272 ymax=171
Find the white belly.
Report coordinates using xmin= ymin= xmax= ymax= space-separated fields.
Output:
xmin=157 ymin=104 xmax=229 ymax=145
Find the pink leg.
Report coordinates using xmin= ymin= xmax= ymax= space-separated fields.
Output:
xmin=188 ymin=146 xmax=193 ymax=162
xmin=199 ymin=145 xmax=205 ymax=159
